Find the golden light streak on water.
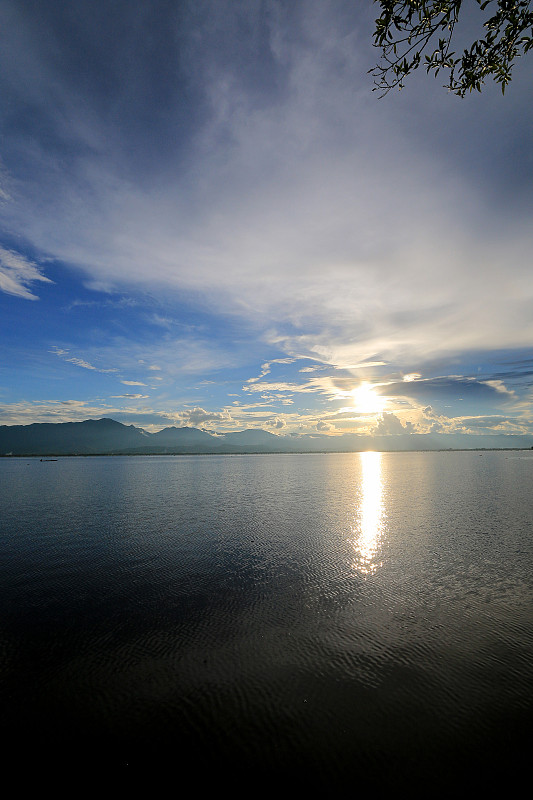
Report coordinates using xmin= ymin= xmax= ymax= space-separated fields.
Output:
xmin=351 ymin=451 xmax=385 ymax=575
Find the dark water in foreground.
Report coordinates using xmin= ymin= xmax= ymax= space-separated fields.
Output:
xmin=1 ymin=451 xmax=532 ymax=786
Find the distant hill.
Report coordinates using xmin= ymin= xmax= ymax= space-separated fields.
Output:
xmin=221 ymin=429 xmax=282 ymax=446
xmin=152 ymin=426 xmax=215 ymax=444
xmin=149 ymin=426 xmax=220 ymax=452
xmin=0 ymin=418 xmax=531 ymax=455
xmin=0 ymin=418 xmax=149 ymax=455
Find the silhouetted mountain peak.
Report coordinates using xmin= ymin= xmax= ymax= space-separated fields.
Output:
xmin=151 ymin=426 xmax=217 ymax=445
xmin=222 ymin=428 xmax=280 ymax=445
xmin=84 ymin=417 xmax=122 ymax=427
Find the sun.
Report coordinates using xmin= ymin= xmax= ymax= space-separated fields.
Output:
xmin=351 ymin=382 xmax=386 ymax=415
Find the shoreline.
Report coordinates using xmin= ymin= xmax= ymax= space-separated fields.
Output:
xmin=2 ymin=447 xmax=532 ymax=458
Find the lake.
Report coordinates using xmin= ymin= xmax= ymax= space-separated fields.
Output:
xmin=1 ymin=451 xmax=532 ymax=788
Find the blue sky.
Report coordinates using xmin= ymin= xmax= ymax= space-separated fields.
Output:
xmin=1 ymin=0 xmax=532 ymax=439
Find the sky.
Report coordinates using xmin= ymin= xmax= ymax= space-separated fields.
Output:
xmin=1 ymin=0 xmax=532 ymax=440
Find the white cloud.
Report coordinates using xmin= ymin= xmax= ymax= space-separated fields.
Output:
xmin=111 ymin=394 xmax=149 ymax=399
xmin=0 ymin=400 xmax=114 ymax=425
xmin=243 ymin=380 xmax=318 ymax=395
xmin=246 ymin=358 xmax=296 ymax=384
xmin=0 ymin=246 xmax=52 ymax=300
xmin=483 ymin=380 xmax=514 ymax=396
xmin=162 ymin=406 xmax=234 ymax=428
xmin=316 ymin=420 xmax=333 ymax=431
xmin=121 ymin=380 xmax=147 ymax=386
xmin=267 ymin=417 xmax=286 ymax=429
xmin=66 ymin=358 xmax=98 ymax=370
xmin=373 ymin=412 xmax=417 ymax=436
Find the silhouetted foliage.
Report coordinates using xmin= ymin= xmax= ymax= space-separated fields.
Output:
xmin=370 ymin=0 xmax=533 ymax=96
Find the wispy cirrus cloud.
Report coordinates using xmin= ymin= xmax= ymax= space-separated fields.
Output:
xmin=111 ymin=393 xmax=149 ymax=399
xmin=0 ymin=246 xmax=52 ymax=300
xmin=246 ymin=358 xmax=296 ymax=384
xmin=50 ymin=346 xmax=118 ymax=373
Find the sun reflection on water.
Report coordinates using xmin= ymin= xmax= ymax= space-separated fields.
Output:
xmin=351 ymin=451 xmax=385 ymax=575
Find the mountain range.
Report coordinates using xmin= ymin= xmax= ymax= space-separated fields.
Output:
xmin=0 ymin=417 xmax=531 ymax=455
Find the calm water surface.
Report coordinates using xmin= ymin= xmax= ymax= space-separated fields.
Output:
xmin=1 ymin=451 xmax=532 ymax=786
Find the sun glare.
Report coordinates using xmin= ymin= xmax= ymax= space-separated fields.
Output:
xmin=351 ymin=450 xmax=385 ymax=575
xmin=351 ymin=383 xmax=385 ymax=415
